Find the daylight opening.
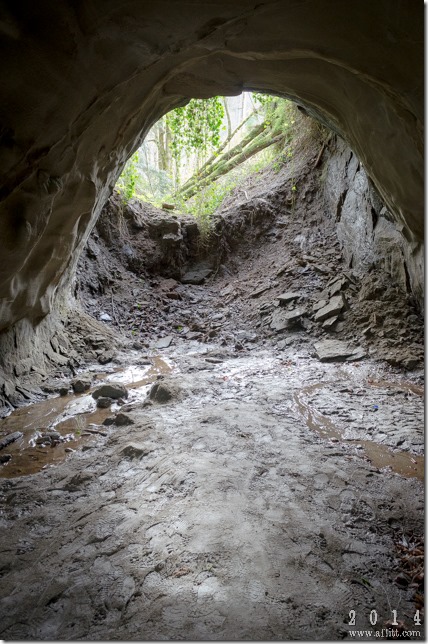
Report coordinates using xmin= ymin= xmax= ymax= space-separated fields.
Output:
xmin=114 ymin=93 xmax=311 ymax=229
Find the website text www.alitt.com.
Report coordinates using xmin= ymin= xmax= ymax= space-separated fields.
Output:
xmin=348 ymin=627 xmax=422 ymax=639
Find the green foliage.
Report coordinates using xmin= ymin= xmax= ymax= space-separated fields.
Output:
xmin=166 ymin=97 xmax=225 ymax=158
xmin=137 ymin=162 xmax=172 ymax=203
xmin=178 ymin=142 xmax=278 ymax=234
xmin=116 ymin=151 xmax=140 ymax=203
xmin=252 ymin=92 xmax=275 ymax=107
xmin=185 ymin=176 xmax=237 ymax=234
xmin=114 ymin=94 xmax=303 ymax=231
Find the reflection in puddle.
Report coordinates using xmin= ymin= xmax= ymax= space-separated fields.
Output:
xmin=293 ymin=381 xmax=424 ymax=481
xmin=0 ymin=356 xmax=173 ymax=478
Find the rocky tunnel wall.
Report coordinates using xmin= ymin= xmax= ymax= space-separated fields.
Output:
xmin=0 ymin=1 xmax=424 ymax=375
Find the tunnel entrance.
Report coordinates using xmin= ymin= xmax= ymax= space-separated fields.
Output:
xmin=0 ymin=101 xmax=424 ymax=640
xmin=114 ymin=93 xmax=299 ymax=226
xmin=0 ymin=3 xmax=424 ymax=639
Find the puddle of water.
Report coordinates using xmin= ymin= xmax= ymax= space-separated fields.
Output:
xmin=367 ymin=378 xmax=424 ymax=397
xmin=292 ymin=383 xmax=342 ymax=441
xmin=355 ymin=440 xmax=424 ymax=480
xmin=293 ymin=383 xmax=424 ymax=482
xmin=0 ymin=356 xmax=172 ymax=478
xmin=112 ymin=356 xmax=173 ymax=390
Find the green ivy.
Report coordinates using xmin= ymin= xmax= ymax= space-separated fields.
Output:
xmin=166 ymin=97 xmax=225 ymax=159
xmin=116 ymin=151 xmax=140 ymax=203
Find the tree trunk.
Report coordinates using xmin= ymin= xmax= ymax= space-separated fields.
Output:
xmin=178 ymin=126 xmax=284 ymax=201
xmin=178 ymin=107 xmax=260 ymax=195
xmin=178 ymin=120 xmax=266 ymax=198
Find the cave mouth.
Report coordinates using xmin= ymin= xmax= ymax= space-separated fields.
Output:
xmin=113 ymin=92 xmax=299 ymax=221
xmin=0 ymin=5 xmax=424 ymax=637
xmin=0 ymin=0 xmax=423 ymax=344
xmin=0 ymin=106 xmax=424 ymax=639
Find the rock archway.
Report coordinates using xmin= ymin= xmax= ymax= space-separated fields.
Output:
xmin=0 ymin=1 xmax=423 ymax=344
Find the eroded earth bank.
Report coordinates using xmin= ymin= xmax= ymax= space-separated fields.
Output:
xmin=0 ymin=132 xmax=424 ymax=641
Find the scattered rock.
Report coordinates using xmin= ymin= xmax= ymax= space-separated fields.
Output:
xmin=314 ymin=339 xmax=365 ymax=362
xmin=358 ymin=279 xmax=384 ymax=301
xmin=313 ymin=299 xmax=328 ymax=312
xmin=0 ymin=432 xmax=23 ymax=450
xmin=314 ymin=294 xmax=346 ymax=323
xmin=346 ymin=346 xmax=367 ymax=361
xmin=259 ymin=302 xmax=274 ymax=316
xmin=96 ymin=396 xmax=113 ymax=409
xmin=182 ymin=267 xmax=213 ymax=285
xmin=36 ymin=431 xmax=63 ymax=446
xmin=312 ymin=264 xmax=331 ymax=274
xmin=46 ymin=430 xmax=61 ymax=440
xmin=220 ymin=285 xmax=235 ymax=297
xmin=98 ymin=349 xmax=115 ymax=365
xmin=276 ymin=292 xmax=300 ymax=305
xmin=155 ymin=335 xmax=173 ymax=349
xmin=59 ymin=387 xmax=69 ymax=397
xmin=235 ymin=330 xmax=258 ymax=343
xmin=322 ymin=315 xmax=339 ymax=329
xmin=120 ymin=443 xmax=149 ymax=459
xmin=44 ymin=347 xmax=69 ymax=366
xmin=277 ymin=338 xmax=293 ymax=350
xmin=71 ymin=377 xmax=92 ymax=394
xmin=270 ymin=308 xmax=306 ymax=331
xmin=149 ymin=381 xmax=180 ymax=404
xmin=114 ymin=412 xmax=134 ymax=426
xmin=92 ymin=383 xmax=128 ymax=400
xmin=251 ymin=284 xmax=272 ymax=298
xmin=186 ymin=331 xmax=203 ymax=340
xmin=328 ymin=275 xmax=348 ymax=296
xmin=384 ymin=354 xmax=421 ymax=370
xmin=102 ymin=416 xmax=115 ymax=426
xmin=0 ymin=454 xmax=12 ymax=464
xmin=99 ymin=312 xmax=113 ymax=322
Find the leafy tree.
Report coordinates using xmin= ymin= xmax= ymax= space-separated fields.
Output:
xmin=176 ymin=97 xmax=295 ymax=201
xmin=166 ymin=96 xmax=225 ymax=158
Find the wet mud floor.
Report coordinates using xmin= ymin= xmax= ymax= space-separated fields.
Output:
xmin=0 ymin=357 xmax=172 ymax=478
xmin=0 ymin=343 xmax=424 ymax=640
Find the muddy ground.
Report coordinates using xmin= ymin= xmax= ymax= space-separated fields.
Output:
xmin=0 ymin=133 xmax=424 ymax=640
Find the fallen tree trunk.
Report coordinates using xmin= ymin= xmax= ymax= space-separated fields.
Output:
xmin=178 ymin=120 xmax=266 ymax=198
xmin=178 ymin=126 xmax=285 ymax=201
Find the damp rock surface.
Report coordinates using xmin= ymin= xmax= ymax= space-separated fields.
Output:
xmin=92 ymin=383 xmax=128 ymax=400
xmin=0 ymin=347 xmax=423 ymax=641
xmin=0 ymin=86 xmax=424 ymax=640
